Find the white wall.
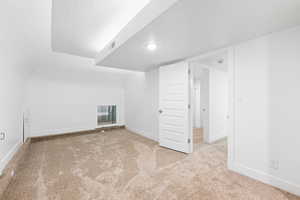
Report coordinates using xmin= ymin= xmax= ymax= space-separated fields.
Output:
xmin=196 ymin=66 xmax=228 ymax=144
xmin=26 ymin=59 xmax=128 ymax=137
xmin=124 ymin=69 xmax=159 ymax=141
xmin=200 ymin=69 xmax=210 ymax=142
xmin=0 ymin=0 xmax=39 ymax=174
xmin=193 ymin=80 xmax=201 ymax=128
xmin=0 ymin=58 xmax=28 ymax=174
xmin=231 ymin=26 xmax=300 ymax=195
xmin=208 ymin=68 xmax=228 ymax=142
xmin=0 ymin=0 xmax=134 ymax=173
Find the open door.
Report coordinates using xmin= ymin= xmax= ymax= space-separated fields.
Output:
xmin=159 ymin=62 xmax=192 ymax=153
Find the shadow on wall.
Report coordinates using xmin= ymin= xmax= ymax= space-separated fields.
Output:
xmin=124 ymin=70 xmax=159 ymax=141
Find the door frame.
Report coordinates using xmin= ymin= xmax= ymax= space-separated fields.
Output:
xmin=23 ymin=109 xmax=31 ymax=143
xmin=188 ymin=65 xmax=194 ymax=153
xmin=186 ymin=47 xmax=235 ymax=167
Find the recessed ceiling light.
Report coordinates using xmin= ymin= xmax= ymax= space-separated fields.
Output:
xmin=147 ymin=42 xmax=157 ymax=51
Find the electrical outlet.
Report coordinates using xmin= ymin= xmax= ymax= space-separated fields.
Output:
xmin=269 ymin=160 xmax=279 ymax=170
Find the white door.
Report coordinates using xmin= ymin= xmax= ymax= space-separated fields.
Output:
xmin=159 ymin=62 xmax=192 ymax=153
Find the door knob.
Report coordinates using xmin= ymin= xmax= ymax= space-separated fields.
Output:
xmin=158 ymin=110 xmax=163 ymax=114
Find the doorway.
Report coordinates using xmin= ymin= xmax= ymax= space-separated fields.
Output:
xmin=190 ymin=51 xmax=229 ymax=152
xmin=158 ymin=49 xmax=233 ymax=156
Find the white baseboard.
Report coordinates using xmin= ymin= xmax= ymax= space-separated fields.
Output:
xmin=0 ymin=140 xmax=22 ymax=175
xmin=208 ymin=132 xmax=227 ymax=144
xmin=229 ymin=162 xmax=300 ymax=197
xmin=31 ymin=127 xmax=95 ymax=138
xmin=96 ymin=123 xmax=124 ymax=128
xmin=31 ymin=125 xmax=126 ymax=138
xmin=208 ymin=136 xmax=227 ymax=144
xmin=126 ymin=127 xmax=158 ymax=142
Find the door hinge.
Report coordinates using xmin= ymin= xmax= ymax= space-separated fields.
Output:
xmin=188 ymin=104 xmax=191 ymax=109
xmin=188 ymin=69 xmax=191 ymax=75
xmin=188 ymin=138 xmax=191 ymax=143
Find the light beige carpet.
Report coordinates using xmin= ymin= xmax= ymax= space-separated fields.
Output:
xmin=2 ymin=129 xmax=299 ymax=200
xmin=193 ymin=128 xmax=204 ymax=150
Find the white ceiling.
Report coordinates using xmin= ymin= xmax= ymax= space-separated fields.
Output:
xmin=98 ymin=0 xmax=300 ymax=71
xmin=192 ymin=52 xmax=228 ymax=80
xmin=94 ymin=0 xmax=180 ymax=63
xmin=52 ymin=0 xmax=151 ymax=58
xmin=198 ymin=53 xmax=228 ymax=72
